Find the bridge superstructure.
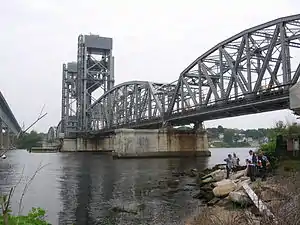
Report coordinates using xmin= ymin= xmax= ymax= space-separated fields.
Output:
xmin=53 ymin=14 xmax=300 ymax=140
xmin=0 ymin=91 xmax=21 ymax=148
xmin=60 ymin=35 xmax=114 ymax=138
xmin=89 ymin=14 xmax=300 ymax=134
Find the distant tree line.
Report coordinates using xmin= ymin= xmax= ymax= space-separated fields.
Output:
xmin=16 ymin=131 xmax=45 ymax=150
xmin=206 ymin=125 xmax=274 ymax=147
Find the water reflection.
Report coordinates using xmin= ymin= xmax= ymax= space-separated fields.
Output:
xmin=57 ymin=154 xmax=209 ymax=224
xmin=0 ymin=148 xmax=251 ymax=225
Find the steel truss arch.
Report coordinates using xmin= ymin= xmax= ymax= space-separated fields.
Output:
xmin=89 ymin=81 xmax=177 ymax=131
xmin=47 ymin=126 xmax=57 ymax=142
xmin=83 ymin=15 xmax=300 ymax=133
xmin=167 ymin=14 xmax=300 ymax=117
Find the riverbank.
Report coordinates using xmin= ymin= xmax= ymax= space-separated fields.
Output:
xmin=183 ymin=159 xmax=300 ymax=225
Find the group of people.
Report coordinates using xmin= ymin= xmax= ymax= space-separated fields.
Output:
xmin=224 ymin=150 xmax=270 ymax=181
xmin=224 ymin=153 xmax=240 ymax=179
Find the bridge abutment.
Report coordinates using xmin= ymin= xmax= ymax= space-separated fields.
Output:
xmin=60 ymin=128 xmax=210 ymax=158
xmin=0 ymin=120 xmax=3 ymax=149
xmin=1 ymin=129 xmax=15 ymax=149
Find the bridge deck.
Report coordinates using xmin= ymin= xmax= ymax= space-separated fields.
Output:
xmin=0 ymin=92 xmax=21 ymax=134
xmin=91 ymin=88 xmax=289 ymax=136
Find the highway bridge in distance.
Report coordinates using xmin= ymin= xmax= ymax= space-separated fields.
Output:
xmin=0 ymin=91 xmax=21 ymax=149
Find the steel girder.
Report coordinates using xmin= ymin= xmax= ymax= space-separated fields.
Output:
xmin=89 ymin=81 xmax=177 ymax=131
xmin=166 ymin=14 xmax=300 ymax=119
xmin=76 ymin=35 xmax=114 ymax=133
xmin=61 ymin=62 xmax=77 ymax=137
xmin=0 ymin=91 xmax=21 ymax=135
xmin=90 ymin=15 xmax=300 ymax=133
xmin=75 ymin=15 xmax=300 ymax=134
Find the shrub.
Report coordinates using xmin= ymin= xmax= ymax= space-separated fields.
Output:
xmin=0 ymin=207 xmax=51 ymax=225
xmin=260 ymin=141 xmax=276 ymax=153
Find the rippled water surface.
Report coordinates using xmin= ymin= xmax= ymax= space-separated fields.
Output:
xmin=0 ymin=148 xmax=251 ymax=225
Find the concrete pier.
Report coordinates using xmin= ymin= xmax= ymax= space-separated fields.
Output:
xmin=60 ymin=128 xmax=211 ymax=158
xmin=0 ymin=129 xmax=15 ymax=149
xmin=0 ymin=120 xmax=3 ymax=149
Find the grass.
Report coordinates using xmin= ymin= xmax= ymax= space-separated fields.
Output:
xmin=279 ymin=159 xmax=300 ymax=172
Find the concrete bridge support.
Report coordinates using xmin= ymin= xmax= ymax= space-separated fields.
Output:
xmin=60 ymin=128 xmax=210 ymax=158
xmin=0 ymin=128 xmax=16 ymax=149
xmin=0 ymin=120 xmax=3 ymax=150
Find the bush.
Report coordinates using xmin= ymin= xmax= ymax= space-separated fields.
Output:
xmin=0 ymin=207 xmax=51 ymax=225
xmin=260 ymin=141 xmax=276 ymax=153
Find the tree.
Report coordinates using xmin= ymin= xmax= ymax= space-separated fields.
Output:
xmin=16 ymin=131 xmax=44 ymax=150
xmin=217 ymin=125 xmax=224 ymax=134
xmin=223 ymin=129 xmax=235 ymax=144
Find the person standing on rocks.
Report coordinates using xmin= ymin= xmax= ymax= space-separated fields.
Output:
xmin=232 ymin=153 xmax=240 ymax=171
xmin=224 ymin=154 xmax=233 ymax=179
xmin=246 ymin=150 xmax=257 ymax=182
xmin=257 ymin=151 xmax=270 ymax=181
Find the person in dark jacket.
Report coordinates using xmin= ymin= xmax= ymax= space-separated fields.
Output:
xmin=257 ymin=151 xmax=270 ymax=181
xmin=247 ymin=150 xmax=257 ymax=182
xmin=224 ymin=154 xmax=233 ymax=179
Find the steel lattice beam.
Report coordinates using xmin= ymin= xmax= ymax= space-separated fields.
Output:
xmin=166 ymin=14 xmax=300 ymax=118
xmin=76 ymin=35 xmax=114 ymax=133
xmin=89 ymin=81 xmax=176 ymax=131
xmin=89 ymin=14 xmax=300 ymax=133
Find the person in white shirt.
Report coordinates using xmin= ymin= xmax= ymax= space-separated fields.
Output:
xmin=232 ymin=153 xmax=240 ymax=170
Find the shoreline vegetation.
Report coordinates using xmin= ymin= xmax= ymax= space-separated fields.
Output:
xmin=2 ymin=121 xmax=300 ymax=224
xmin=0 ymin=163 xmax=51 ymax=225
xmin=210 ymin=142 xmax=252 ymax=148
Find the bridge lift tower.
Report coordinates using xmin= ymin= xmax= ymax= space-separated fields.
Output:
xmin=61 ymin=34 xmax=114 ymax=138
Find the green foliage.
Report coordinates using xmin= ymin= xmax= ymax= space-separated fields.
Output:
xmin=16 ymin=131 xmax=44 ymax=150
xmin=223 ymin=129 xmax=235 ymax=144
xmin=260 ymin=141 xmax=276 ymax=153
xmin=258 ymin=121 xmax=300 ymax=168
xmin=286 ymin=122 xmax=300 ymax=136
xmin=217 ymin=125 xmax=224 ymax=134
xmin=0 ymin=208 xmax=51 ymax=225
xmin=207 ymin=126 xmax=270 ymax=143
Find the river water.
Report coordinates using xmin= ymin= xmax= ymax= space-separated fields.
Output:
xmin=0 ymin=148 xmax=252 ymax=225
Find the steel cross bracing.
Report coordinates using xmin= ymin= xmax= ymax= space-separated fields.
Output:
xmin=58 ymin=35 xmax=114 ymax=138
xmin=61 ymin=62 xmax=77 ymax=137
xmin=89 ymin=14 xmax=300 ymax=134
xmin=0 ymin=91 xmax=21 ymax=135
xmin=89 ymin=81 xmax=177 ymax=132
xmin=76 ymin=35 xmax=114 ymax=133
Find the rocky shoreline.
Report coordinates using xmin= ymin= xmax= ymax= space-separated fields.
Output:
xmin=158 ymin=164 xmax=283 ymax=225
xmin=110 ymin=162 xmax=297 ymax=225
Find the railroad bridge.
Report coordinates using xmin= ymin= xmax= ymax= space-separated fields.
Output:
xmin=48 ymin=14 xmax=300 ymax=157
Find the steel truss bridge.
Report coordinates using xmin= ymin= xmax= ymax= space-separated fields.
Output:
xmin=0 ymin=91 xmax=21 ymax=136
xmin=51 ymin=14 xmax=300 ymax=139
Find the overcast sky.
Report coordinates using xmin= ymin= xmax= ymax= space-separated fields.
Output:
xmin=1 ymin=0 xmax=300 ymax=132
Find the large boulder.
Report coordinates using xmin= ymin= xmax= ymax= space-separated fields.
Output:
xmin=231 ymin=170 xmax=246 ymax=180
xmin=214 ymin=179 xmax=234 ymax=187
xmin=213 ymin=180 xmax=237 ymax=197
xmin=229 ymin=191 xmax=252 ymax=205
xmin=201 ymin=169 xmax=226 ymax=183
